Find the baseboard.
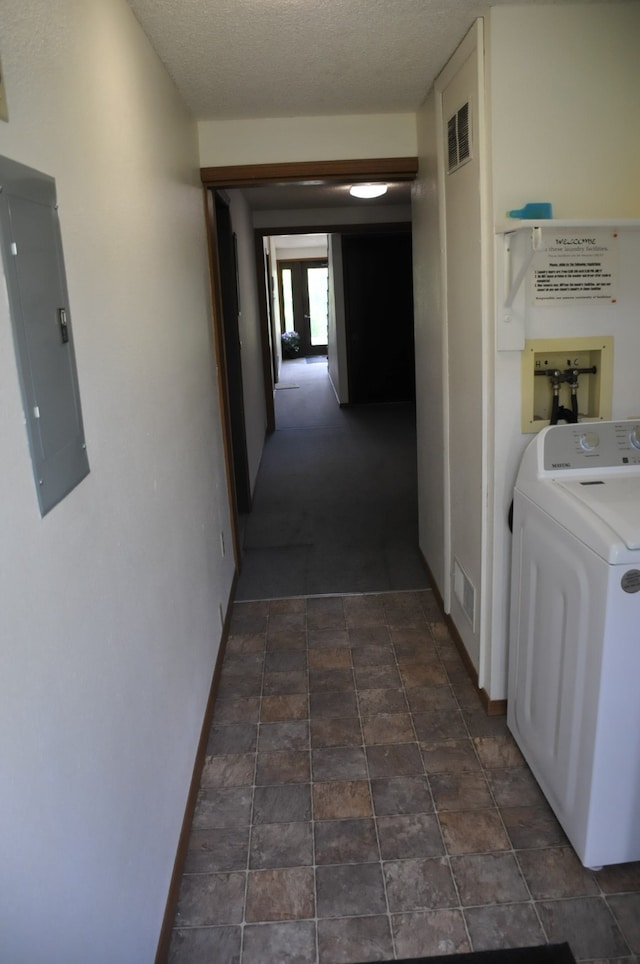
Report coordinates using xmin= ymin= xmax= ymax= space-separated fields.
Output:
xmin=154 ymin=569 xmax=239 ymax=964
xmin=444 ymin=610 xmax=507 ymax=717
xmin=419 ymin=551 xmax=506 ymax=717
xmin=327 ymin=370 xmax=345 ymax=406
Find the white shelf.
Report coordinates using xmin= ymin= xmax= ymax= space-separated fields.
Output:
xmin=496 ymin=218 xmax=640 ymax=234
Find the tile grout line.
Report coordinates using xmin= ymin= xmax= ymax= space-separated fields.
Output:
xmin=428 ymin=601 xmax=476 ymax=951
xmin=173 ymin=595 xmax=640 ymax=963
xmin=238 ymin=603 xmax=269 ymax=963
xmin=459 ymin=693 xmax=620 ymax=956
xmin=353 ymin=603 xmax=397 ymax=960
xmin=456 ymin=668 xmax=541 ymax=950
xmin=421 ymin=611 xmax=475 ymax=954
xmin=307 ymin=599 xmax=321 ymax=964
xmin=389 ymin=601 xmax=444 ymax=958
xmin=435 ymin=629 xmax=629 ymax=959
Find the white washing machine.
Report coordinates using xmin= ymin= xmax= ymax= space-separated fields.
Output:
xmin=508 ymin=419 xmax=640 ymax=869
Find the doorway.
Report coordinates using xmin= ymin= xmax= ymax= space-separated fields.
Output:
xmin=342 ymin=230 xmax=415 ymax=404
xmin=200 ymin=158 xmax=418 ymax=574
xmin=277 ymin=259 xmax=329 ymax=357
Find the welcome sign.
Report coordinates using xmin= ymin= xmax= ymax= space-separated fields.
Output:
xmin=531 ymin=229 xmax=618 ymax=306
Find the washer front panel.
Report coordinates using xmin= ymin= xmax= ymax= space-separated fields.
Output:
xmin=542 ymin=421 xmax=640 ymax=473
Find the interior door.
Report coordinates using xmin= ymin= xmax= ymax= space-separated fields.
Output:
xmin=278 ymin=260 xmax=328 ymax=356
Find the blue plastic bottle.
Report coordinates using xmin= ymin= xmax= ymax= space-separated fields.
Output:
xmin=507 ymin=202 xmax=553 ymax=219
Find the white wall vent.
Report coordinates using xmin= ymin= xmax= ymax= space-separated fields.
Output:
xmin=453 ymin=559 xmax=476 ymax=630
xmin=447 ymin=101 xmax=472 ymax=173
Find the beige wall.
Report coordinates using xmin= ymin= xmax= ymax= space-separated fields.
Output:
xmin=487 ymin=3 xmax=640 ymax=220
xmin=199 ymin=113 xmax=418 ymax=167
xmin=0 ymin=1 xmax=234 ymax=959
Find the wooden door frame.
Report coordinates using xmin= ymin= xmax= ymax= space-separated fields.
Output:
xmin=202 ymin=187 xmax=244 ymax=566
xmin=201 ymin=157 xmax=418 ymax=189
xmin=214 ymin=191 xmax=252 ymax=515
xmin=200 ymin=157 xmax=418 ymax=564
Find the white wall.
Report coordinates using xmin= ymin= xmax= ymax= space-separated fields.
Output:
xmin=487 ymin=3 xmax=640 ymax=220
xmin=199 ymin=114 xmax=417 ymax=167
xmin=0 ymin=2 xmax=234 ymax=961
xmin=438 ymin=25 xmax=487 ymax=673
xmin=268 ymin=235 xmax=284 ymax=374
xmin=412 ymin=4 xmax=640 ymax=701
xmin=484 ymin=2 xmax=640 ymax=700
xmin=412 ymin=91 xmax=446 ymax=595
xmin=227 ymin=190 xmax=268 ymax=492
xmin=488 ymin=228 xmax=640 ymax=699
xmin=275 ymin=244 xmax=328 ymax=261
xmin=327 ymin=234 xmax=348 ymax=404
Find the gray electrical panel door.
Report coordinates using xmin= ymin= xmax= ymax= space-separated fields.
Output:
xmin=0 ymin=155 xmax=89 ymax=515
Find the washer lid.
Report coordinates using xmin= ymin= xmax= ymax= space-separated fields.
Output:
xmin=555 ymin=477 xmax=640 ymax=550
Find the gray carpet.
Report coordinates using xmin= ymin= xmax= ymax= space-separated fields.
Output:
xmin=236 ymin=358 xmax=428 ymax=600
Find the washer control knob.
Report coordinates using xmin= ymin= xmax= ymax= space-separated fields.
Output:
xmin=629 ymin=426 xmax=640 ymax=450
xmin=579 ymin=431 xmax=600 ymax=452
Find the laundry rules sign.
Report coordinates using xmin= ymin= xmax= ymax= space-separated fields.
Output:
xmin=531 ymin=229 xmax=618 ymax=306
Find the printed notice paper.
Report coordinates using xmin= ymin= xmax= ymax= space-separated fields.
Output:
xmin=531 ymin=229 xmax=618 ymax=306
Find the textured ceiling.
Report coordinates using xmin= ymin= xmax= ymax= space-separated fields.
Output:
xmin=126 ymin=0 xmax=607 ymax=212
xmin=126 ymin=0 xmax=598 ymax=121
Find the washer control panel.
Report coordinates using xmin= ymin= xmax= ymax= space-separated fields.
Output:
xmin=542 ymin=420 xmax=640 ymax=472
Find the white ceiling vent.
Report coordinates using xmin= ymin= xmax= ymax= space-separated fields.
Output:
xmin=447 ymin=101 xmax=472 ymax=174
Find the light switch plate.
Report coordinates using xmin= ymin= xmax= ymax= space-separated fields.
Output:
xmin=0 ymin=55 xmax=9 ymax=122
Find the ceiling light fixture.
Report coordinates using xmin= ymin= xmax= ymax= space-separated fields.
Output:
xmin=349 ymin=183 xmax=388 ymax=199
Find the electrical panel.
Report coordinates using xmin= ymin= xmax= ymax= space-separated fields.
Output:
xmin=0 ymin=155 xmax=89 ymax=515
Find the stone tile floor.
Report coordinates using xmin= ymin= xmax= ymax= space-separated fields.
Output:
xmin=169 ymin=590 xmax=640 ymax=963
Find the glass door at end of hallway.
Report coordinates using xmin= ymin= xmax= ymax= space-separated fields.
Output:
xmin=278 ymin=260 xmax=328 ymax=357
